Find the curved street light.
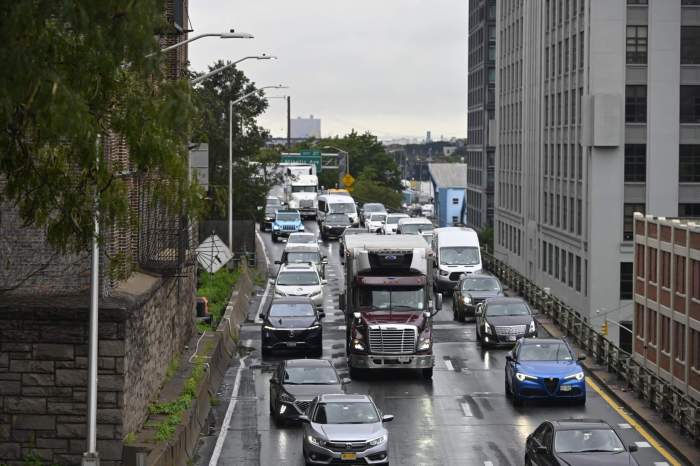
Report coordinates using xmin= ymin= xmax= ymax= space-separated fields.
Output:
xmin=147 ymin=30 xmax=254 ymax=57
xmin=191 ymin=55 xmax=277 ymax=85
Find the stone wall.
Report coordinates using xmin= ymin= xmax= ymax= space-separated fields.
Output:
xmin=0 ymin=269 xmax=195 ymax=466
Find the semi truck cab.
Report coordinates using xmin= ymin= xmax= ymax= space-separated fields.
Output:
xmin=341 ymin=234 xmax=442 ymax=379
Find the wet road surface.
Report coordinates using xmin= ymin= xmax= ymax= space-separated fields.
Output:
xmin=196 ymin=220 xmax=681 ymax=466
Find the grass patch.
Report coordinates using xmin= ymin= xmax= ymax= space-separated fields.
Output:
xmin=154 ymin=413 xmax=181 ymax=442
xmin=196 ymin=321 xmax=210 ymax=333
xmin=197 ymin=267 xmax=240 ymax=321
xmin=124 ymin=431 xmax=137 ymax=445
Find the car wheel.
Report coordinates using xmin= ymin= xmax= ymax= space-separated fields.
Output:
xmin=422 ymin=368 xmax=433 ymax=379
xmin=504 ymin=377 xmax=511 ymax=398
xmin=272 ymin=235 xmax=278 ymax=243
xmin=513 ymin=393 xmax=523 ymax=407
xmin=261 ymin=345 xmax=270 ymax=357
xmin=575 ymin=395 xmax=586 ymax=406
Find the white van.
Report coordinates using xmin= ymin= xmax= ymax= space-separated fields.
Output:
xmin=316 ymin=193 xmax=359 ymax=226
xmin=433 ymin=227 xmax=482 ymax=292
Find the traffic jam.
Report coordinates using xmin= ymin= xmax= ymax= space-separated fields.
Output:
xmin=250 ymin=161 xmax=669 ymax=466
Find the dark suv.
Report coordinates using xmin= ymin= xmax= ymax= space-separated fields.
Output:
xmin=452 ymin=273 xmax=503 ymax=322
xmin=476 ymin=297 xmax=536 ymax=348
xmin=320 ymin=213 xmax=351 ymax=240
xmin=260 ymin=297 xmax=324 ymax=356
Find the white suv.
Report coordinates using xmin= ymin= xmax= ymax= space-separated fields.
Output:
xmin=381 ymin=213 xmax=409 ymax=235
xmin=271 ymin=263 xmax=326 ymax=310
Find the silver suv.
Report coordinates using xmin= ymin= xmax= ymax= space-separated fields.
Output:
xmin=301 ymin=394 xmax=393 ymax=465
xmin=271 ymin=263 xmax=326 ymax=310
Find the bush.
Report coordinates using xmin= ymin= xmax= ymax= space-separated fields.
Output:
xmin=197 ymin=267 xmax=239 ymax=320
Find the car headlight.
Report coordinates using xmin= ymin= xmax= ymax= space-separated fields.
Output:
xmin=274 ymin=289 xmax=286 ymax=296
xmin=484 ymin=321 xmax=492 ymax=334
xmin=564 ymin=371 xmax=585 ymax=381
xmin=463 ymin=295 xmax=472 ymax=304
xmin=417 ymin=327 xmax=432 ymax=350
xmin=299 ymin=225 xmax=305 ymax=231
xmin=529 ymin=320 xmax=536 ymax=334
xmin=306 ymin=435 xmax=326 ymax=447
xmin=310 ymin=289 xmax=322 ymax=297
xmin=263 ymin=325 xmax=276 ymax=330
xmin=515 ymin=372 xmax=538 ymax=382
xmin=280 ymin=391 xmax=296 ymax=402
xmin=308 ymin=324 xmax=321 ymax=330
xmin=352 ymin=339 xmax=365 ymax=351
xmin=439 ymin=269 xmax=449 ymax=276
xmin=272 ymin=224 xmax=280 ymax=230
xmin=368 ymin=434 xmax=387 ymax=446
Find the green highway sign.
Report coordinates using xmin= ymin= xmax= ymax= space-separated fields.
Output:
xmin=281 ymin=152 xmax=322 ymax=172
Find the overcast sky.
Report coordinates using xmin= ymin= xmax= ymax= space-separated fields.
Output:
xmin=188 ymin=0 xmax=468 ymax=141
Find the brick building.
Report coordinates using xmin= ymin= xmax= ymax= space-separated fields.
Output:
xmin=633 ymin=213 xmax=700 ymax=403
xmin=0 ymin=2 xmax=195 ymax=465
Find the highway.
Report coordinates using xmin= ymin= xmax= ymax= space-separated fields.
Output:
xmin=195 ymin=219 xmax=681 ymax=466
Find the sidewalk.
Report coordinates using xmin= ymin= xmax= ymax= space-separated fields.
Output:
xmin=536 ymin=314 xmax=699 ymax=466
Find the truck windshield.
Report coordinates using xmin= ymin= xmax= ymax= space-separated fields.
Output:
xmin=358 ymin=287 xmax=424 ymax=310
xmin=439 ymin=246 xmax=480 ymax=265
xmin=330 ymin=203 xmax=355 ymax=213
xmin=292 ymin=185 xmax=316 ymax=193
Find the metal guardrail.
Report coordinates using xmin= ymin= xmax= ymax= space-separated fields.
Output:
xmin=481 ymin=249 xmax=700 ymax=442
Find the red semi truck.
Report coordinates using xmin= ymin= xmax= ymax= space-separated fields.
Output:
xmin=340 ymin=234 xmax=442 ymax=379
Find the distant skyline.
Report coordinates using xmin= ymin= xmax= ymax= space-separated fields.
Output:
xmin=188 ymin=0 xmax=468 ymax=140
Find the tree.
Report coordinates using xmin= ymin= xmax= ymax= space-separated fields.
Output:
xmin=351 ymin=167 xmax=402 ymax=211
xmin=190 ymin=62 xmax=279 ymax=220
xmin=0 ymin=1 xmax=198 ymax=255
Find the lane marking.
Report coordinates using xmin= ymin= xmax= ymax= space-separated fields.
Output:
xmin=208 ymin=354 xmax=248 ymax=466
xmin=444 ymin=359 xmax=455 ymax=371
xmin=254 ymin=229 xmax=271 ymax=270
xmin=618 ymin=423 xmax=632 ymax=429
xmin=635 ymin=441 xmax=652 ymax=448
xmin=586 ymin=378 xmax=680 ymax=466
xmin=655 ymin=463 xmax=671 ymax=466
xmin=254 ymin=282 xmax=271 ymax=324
xmin=460 ymin=402 xmax=473 ymax=417
xmin=484 ymin=461 xmax=494 ymax=466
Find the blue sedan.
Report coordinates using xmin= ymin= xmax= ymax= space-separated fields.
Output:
xmin=505 ymin=338 xmax=586 ymax=406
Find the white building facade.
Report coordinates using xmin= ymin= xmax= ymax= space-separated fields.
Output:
xmin=494 ymin=0 xmax=698 ymax=346
xmin=290 ymin=115 xmax=322 ymax=139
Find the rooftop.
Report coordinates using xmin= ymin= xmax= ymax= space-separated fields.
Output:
xmin=428 ymin=163 xmax=467 ymax=188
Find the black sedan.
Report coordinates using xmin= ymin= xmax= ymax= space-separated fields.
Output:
xmin=260 ymin=297 xmax=324 ymax=356
xmin=452 ymin=273 xmax=503 ymax=322
xmin=525 ymin=419 xmax=639 ymax=465
xmin=269 ymin=359 xmax=347 ymax=424
xmin=476 ymin=297 xmax=537 ymax=348
xmin=320 ymin=213 xmax=351 ymax=240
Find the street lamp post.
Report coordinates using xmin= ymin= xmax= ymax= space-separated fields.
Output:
xmin=191 ymin=54 xmax=276 ymax=85
xmin=228 ymin=85 xmax=288 ymax=252
xmin=322 ymin=145 xmax=350 ymax=188
xmin=146 ymin=30 xmax=254 ymax=57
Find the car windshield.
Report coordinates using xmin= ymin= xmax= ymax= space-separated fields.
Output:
xmin=292 ymin=185 xmax=316 ymax=193
xmin=554 ymin=429 xmax=625 ymax=453
xmin=287 ymin=252 xmax=321 ymax=263
xmin=439 ymin=246 xmax=480 ymax=265
xmin=284 ymin=367 xmax=338 ymax=385
xmin=265 ymin=207 xmax=277 ymax=216
xmin=267 ymin=198 xmax=281 ymax=206
xmin=327 ymin=214 xmax=351 ymax=224
xmin=369 ymin=214 xmax=387 ymax=222
xmin=400 ymin=223 xmax=433 ymax=234
xmin=386 ymin=215 xmax=406 ymax=225
xmin=276 ymin=271 xmax=319 ymax=286
xmin=358 ymin=287 xmax=424 ymax=310
xmin=312 ymin=402 xmax=379 ymax=424
xmin=519 ymin=342 xmax=574 ymax=361
xmin=269 ymin=303 xmax=315 ymax=317
xmin=276 ymin=212 xmax=299 ymax=221
xmin=363 ymin=204 xmax=384 ymax=212
xmin=288 ymin=235 xmax=314 ymax=243
xmin=330 ymin=203 xmax=355 ymax=213
xmin=461 ymin=277 xmax=501 ymax=291
xmin=486 ymin=303 xmax=529 ymax=316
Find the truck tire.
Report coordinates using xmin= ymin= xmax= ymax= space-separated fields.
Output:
xmin=349 ymin=366 xmax=363 ymax=380
xmin=422 ymin=368 xmax=433 ymax=379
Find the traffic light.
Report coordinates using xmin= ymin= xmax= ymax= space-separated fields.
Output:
xmin=601 ymin=320 xmax=608 ymax=336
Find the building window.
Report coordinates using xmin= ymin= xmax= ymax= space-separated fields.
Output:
xmin=452 ymin=198 xmax=459 ymax=205
xmin=576 ymin=255 xmax=582 ymax=292
xmin=680 ymin=86 xmax=700 ymax=123
xmin=683 ymin=0 xmax=700 ymax=6
xmin=555 ymin=246 xmax=560 ymax=279
xmin=647 ymin=308 xmax=657 ymax=345
xmin=691 ymin=329 xmax=700 ymax=372
xmin=681 ymin=27 xmax=700 ymax=64
xmin=568 ymin=252 xmax=574 ymax=287
xmin=623 ymin=203 xmax=645 ymax=241
xmin=675 ymin=322 xmax=686 ymax=362
xmin=648 ymin=247 xmax=657 ymax=283
xmin=636 ymin=244 xmax=645 ymax=278
xmin=561 ymin=249 xmax=566 ymax=283
xmin=691 ymin=259 xmax=700 ymax=300
xmin=626 ymin=85 xmax=647 ymax=123
xmin=635 ymin=304 xmax=645 ymax=339
xmin=675 ymin=255 xmax=686 ymax=295
xmin=679 ymin=145 xmax=700 ymax=181
xmin=626 ymin=26 xmax=648 ymax=64
xmin=660 ymin=316 xmax=670 ymax=353
xmin=628 ymin=0 xmax=648 ymax=4
xmin=620 ymin=262 xmax=633 ymax=300
xmin=624 ymin=144 xmax=646 ymax=182
xmin=488 ymin=68 xmax=495 ymax=83
xmin=679 ymin=203 xmax=700 ymax=217
xmin=661 ymin=251 xmax=671 ymax=289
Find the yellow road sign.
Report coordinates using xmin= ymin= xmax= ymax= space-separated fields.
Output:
xmin=342 ymin=174 xmax=355 ymax=187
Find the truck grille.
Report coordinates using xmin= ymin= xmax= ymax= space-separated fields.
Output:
xmin=495 ymin=325 xmax=527 ymax=336
xmin=282 ymin=224 xmax=297 ymax=231
xmin=300 ymin=200 xmax=313 ymax=208
xmin=368 ymin=327 xmax=416 ymax=354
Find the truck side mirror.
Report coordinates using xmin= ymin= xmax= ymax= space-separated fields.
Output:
xmin=339 ymin=293 xmax=345 ymax=311
xmin=435 ymin=293 xmax=443 ymax=311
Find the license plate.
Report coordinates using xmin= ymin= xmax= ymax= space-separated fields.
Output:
xmin=508 ymin=335 xmax=516 ymax=341
xmin=560 ymin=385 xmax=572 ymax=392
xmin=286 ymin=342 xmax=297 ymax=348
xmin=341 ymin=453 xmax=357 ymax=461
xmin=397 ymin=356 xmax=411 ymax=363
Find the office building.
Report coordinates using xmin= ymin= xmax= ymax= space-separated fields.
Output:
xmin=632 ymin=213 xmax=700 ymax=402
xmin=466 ymin=0 xmax=497 ymax=232
xmin=493 ymin=0 xmax=699 ymax=345
xmin=290 ymin=115 xmax=322 ymax=139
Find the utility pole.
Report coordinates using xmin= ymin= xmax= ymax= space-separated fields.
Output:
xmin=287 ymin=96 xmax=291 ymax=149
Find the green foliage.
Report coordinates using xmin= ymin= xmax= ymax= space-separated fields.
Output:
xmin=123 ymin=432 xmax=137 ymax=445
xmin=478 ymin=226 xmax=494 ymax=253
xmin=351 ymin=167 xmax=402 ymax=211
xmin=0 ymin=1 xmax=200 ymax=255
xmin=154 ymin=414 xmax=181 ymax=442
xmin=191 ymin=63 xmax=280 ymax=221
xmin=196 ymin=267 xmax=240 ymax=320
